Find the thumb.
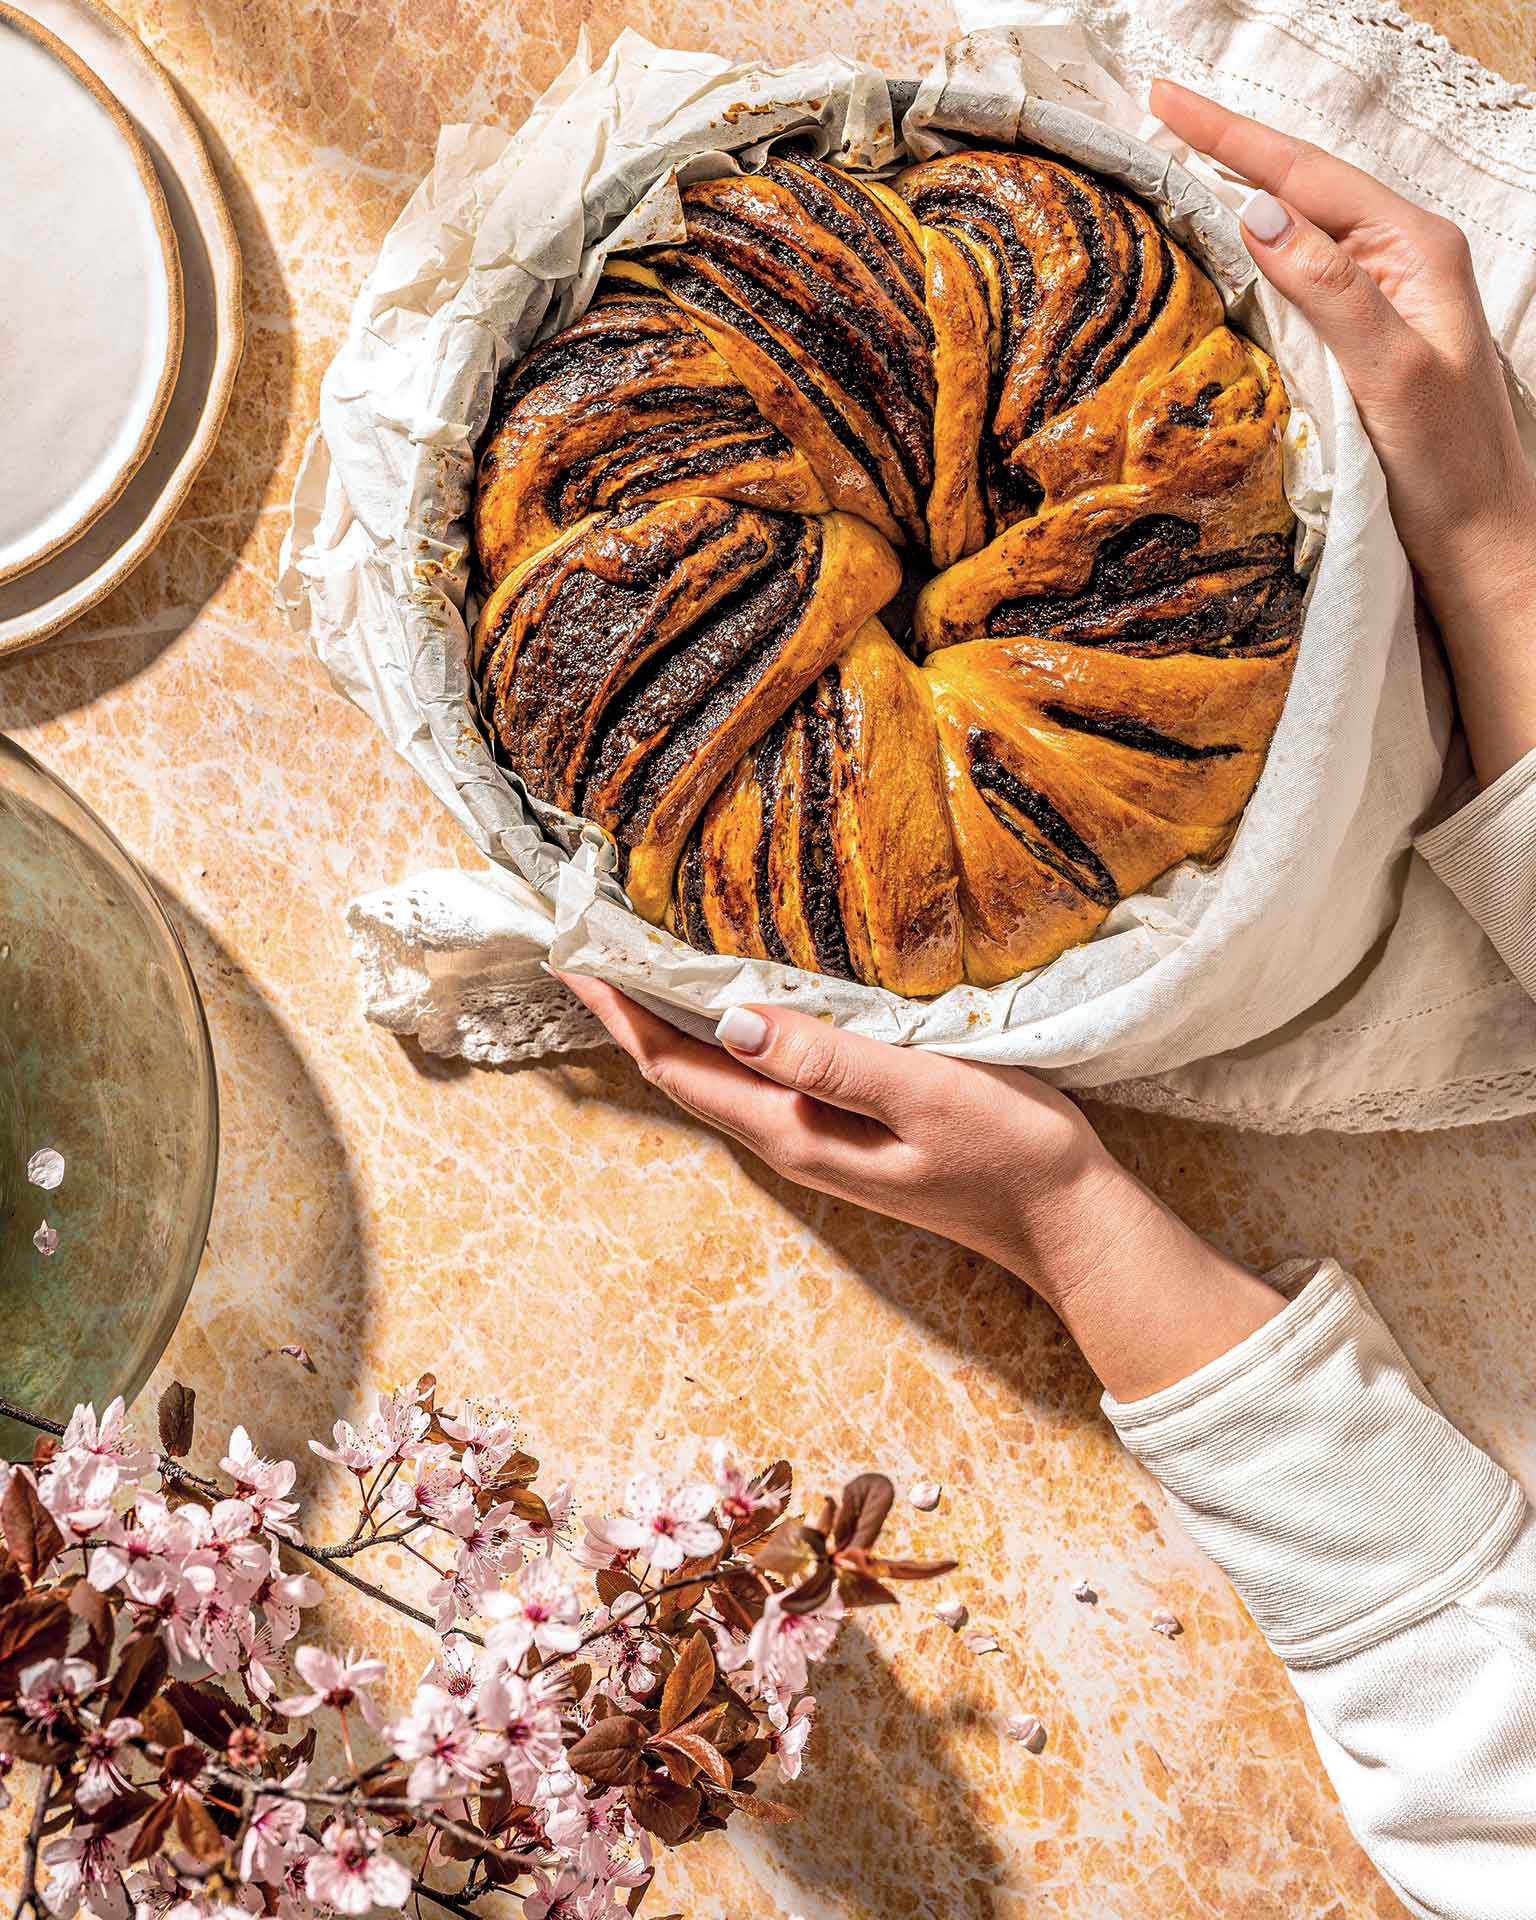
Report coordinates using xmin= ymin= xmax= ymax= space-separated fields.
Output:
xmin=1237 ymin=188 xmax=1410 ymax=393
xmin=714 ymin=1003 xmax=931 ymax=1127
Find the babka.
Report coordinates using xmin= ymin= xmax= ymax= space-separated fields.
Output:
xmin=470 ymin=147 xmax=1304 ymax=995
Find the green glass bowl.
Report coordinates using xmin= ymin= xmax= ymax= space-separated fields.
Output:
xmin=0 ymin=734 xmax=218 ymax=1459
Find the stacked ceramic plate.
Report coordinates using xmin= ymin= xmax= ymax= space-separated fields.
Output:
xmin=0 ymin=0 xmax=241 ymax=659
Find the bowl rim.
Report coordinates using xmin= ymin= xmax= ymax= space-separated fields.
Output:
xmin=1 ymin=731 xmax=219 ymax=1420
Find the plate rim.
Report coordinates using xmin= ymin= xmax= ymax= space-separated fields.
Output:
xmin=0 ymin=0 xmax=243 ymax=660
xmin=0 ymin=0 xmax=186 ymax=587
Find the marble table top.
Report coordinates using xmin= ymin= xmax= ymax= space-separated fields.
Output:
xmin=3 ymin=2 xmax=1533 ymax=1914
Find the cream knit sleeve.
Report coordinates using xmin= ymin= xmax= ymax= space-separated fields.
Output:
xmin=1104 ymin=1261 xmax=1536 ymax=1920
xmin=1416 ymin=747 xmax=1536 ymax=1001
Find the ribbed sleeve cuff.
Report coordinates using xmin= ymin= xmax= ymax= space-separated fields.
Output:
xmin=1103 ymin=1261 xmax=1526 ymax=1668
xmin=1415 ymin=748 xmax=1536 ymax=1001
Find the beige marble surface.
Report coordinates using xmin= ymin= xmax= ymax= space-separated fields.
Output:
xmin=2 ymin=2 xmax=1534 ymax=1915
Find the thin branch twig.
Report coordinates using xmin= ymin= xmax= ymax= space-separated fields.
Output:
xmin=10 ymin=1767 xmax=57 ymax=1920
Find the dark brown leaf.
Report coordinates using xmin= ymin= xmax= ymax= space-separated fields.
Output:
xmin=710 ymin=1568 xmax=767 ymax=1633
xmin=31 ymin=1437 xmax=57 ymax=1473
xmin=722 ymin=1785 xmax=798 ymax=1822
xmin=128 ymin=1795 xmax=176 ymax=1863
xmin=140 ymin=1695 xmax=184 ymax=1750
xmin=653 ymin=1731 xmax=732 ymax=1791
xmin=156 ymin=1383 xmax=196 ymax=1459
xmin=730 ymin=1735 xmax=771 ymax=1781
xmin=0 ymin=1714 xmax=69 ymax=1766
xmin=833 ymin=1473 xmax=894 ymax=1552
xmin=658 ymin=1630 xmax=714 ymax=1734
xmin=1 ymin=1470 xmax=64 ymax=1582
xmin=164 ymin=1681 xmax=253 ymax=1748
xmin=501 ymin=1485 xmax=553 ymax=1529
xmin=91 ymin=1789 xmax=156 ymax=1835
xmin=625 ymin=1777 xmax=701 ymax=1845
xmin=870 ymin=1555 xmax=961 ymax=1581
xmin=836 ymin=1569 xmax=898 ymax=1610
xmin=67 ymin=1580 xmax=113 ymax=1674
xmin=174 ymin=1795 xmax=226 ymax=1864
xmin=595 ymin=1567 xmax=641 ymax=1608
xmin=0 ymin=1591 xmax=71 ymax=1696
xmin=567 ymin=1714 xmax=646 ymax=1786
xmin=655 ymin=1742 xmax=696 ymax=1788
xmin=744 ymin=1521 xmax=816 ymax=1582
xmin=161 ymin=1743 xmax=205 ymax=1784
xmin=104 ymin=1633 xmax=169 ymax=1722
xmin=779 ymin=1564 xmax=837 ymax=1616
xmin=729 ymin=1462 xmax=792 ymax=1547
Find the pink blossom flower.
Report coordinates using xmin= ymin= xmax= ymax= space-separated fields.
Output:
xmin=239 ymin=1620 xmax=289 ymax=1705
xmin=769 ymin=1694 xmax=816 ymax=1782
xmin=128 ymin=1562 xmax=217 ymax=1664
xmin=309 ymin=1389 xmax=429 ymax=1477
xmin=444 ymin=1496 xmax=524 ymax=1587
xmin=521 ymin=1867 xmax=625 ymax=1920
xmin=16 ymin=1658 xmax=95 ymax=1730
xmin=475 ymin=1671 xmax=564 ymax=1798
xmin=546 ymin=1791 xmax=652 ymax=1890
xmin=178 ymin=1498 xmax=270 ymax=1598
xmin=524 ymin=1480 xmax=574 ymax=1552
xmin=239 ymin=1779 xmax=308 ymax=1882
xmin=388 ymin=1684 xmax=501 ymax=1802
xmin=42 ymin=1824 xmax=130 ymax=1920
xmin=76 ymin=1715 xmax=141 ymax=1813
xmin=730 ymin=1589 xmax=843 ymax=1696
xmin=86 ymin=1491 xmax=194 ymax=1593
xmin=277 ymin=1647 xmax=386 ymax=1727
xmin=422 ymin=1637 xmax=480 ymax=1699
xmin=253 ymin=1563 xmax=323 ymax=1646
xmin=378 ymin=1454 xmax=463 ymax=1522
xmin=596 ymin=1475 xmax=722 ymax=1574
xmin=708 ymin=1444 xmax=779 ymax=1527
xmin=439 ymin=1402 xmax=520 ymax=1486
xmin=571 ymin=1514 xmax=639 ymax=1572
xmin=220 ymin=1428 xmax=301 ymax=1541
xmin=38 ymin=1453 xmax=122 ymax=1542
xmin=482 ymin=1559 xmax=582 ymax=1667
xmin=303 ymin=1821 xmax=411 ymax=1916
xmin=61 ymin=1399 xmax=154 ymax=1480
xmin=583 ymin=1607 xmax=662 ymax=1706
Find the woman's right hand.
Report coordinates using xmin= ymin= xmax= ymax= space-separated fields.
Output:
xmin=1153 ymin=80 xmax=1536 ymax=786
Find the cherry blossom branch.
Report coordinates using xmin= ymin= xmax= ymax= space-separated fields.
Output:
xmin=9 ymin=1767 xmax=57 ymax=1920
xmin=0 ymin=1396 xmax=482 ymax=1646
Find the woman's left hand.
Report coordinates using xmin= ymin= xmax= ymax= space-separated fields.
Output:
xmin=557 ymin=975 xmax=1285 ymax=1404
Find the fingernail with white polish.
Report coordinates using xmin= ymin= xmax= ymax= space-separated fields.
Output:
xmin=716 ymin=1006 xmax=769 ymax=1054
xmin=1239 ymin=188 xmax=1292 ymax=244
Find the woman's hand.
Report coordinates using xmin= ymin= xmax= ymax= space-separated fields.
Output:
xmin=1153 ymin=80 xmax=1536 ymax=785
xmin=561 ymin=975 xmax=1286 ymax=1401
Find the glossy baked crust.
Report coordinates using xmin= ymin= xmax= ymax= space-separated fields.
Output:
xmin=470 ymin=148 xmax=1306 ymax=994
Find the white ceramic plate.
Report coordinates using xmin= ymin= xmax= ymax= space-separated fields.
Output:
xmin=0 ymin=0 xmax=242 ymax=658
xmin=0 ymin=1 xmax=182 ymax=585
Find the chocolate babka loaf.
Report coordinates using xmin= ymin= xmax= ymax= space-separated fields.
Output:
xmin=471 ymin=148 xmax=1305 ymax=994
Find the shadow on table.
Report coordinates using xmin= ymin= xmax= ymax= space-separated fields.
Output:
xmin=153 ymin=884 xmax=373 ymax=1502
xmin=0 ymin=111 xmax=291 ymax=728
xmin=747 ymin=1619 xmax=1016 ymax=1920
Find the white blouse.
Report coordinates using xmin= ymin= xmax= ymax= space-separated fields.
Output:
xmin=1105 ymin=746 xmax=1536 ymax=1920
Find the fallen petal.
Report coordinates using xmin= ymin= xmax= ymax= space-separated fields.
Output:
xmin=1005 ymin=1712 xmax=1047 ymax=1754
xmin=934 ymin=1599 xmax=969 ymax=1630
xmin=1150 ymin=1608 xmax=1183 ymax=1639
xmin=33 ymin=1220 xmax=59 ymax=1257
xmin=906 ymin=1480 xmax=942 ymax=1512
xmin=280 ymin=1344 xmax=318 ymax=1374
xmin=1072 ymin=1580 xmax=1098 ymax=1605
xmin=960 ymin=1628 xmax=999 ymax=1656
xmin=26 ymin=1148 xmax=65 ymax=1190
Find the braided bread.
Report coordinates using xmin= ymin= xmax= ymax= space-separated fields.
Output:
xmin=471 ymin=148 xmax=1305 ymax=995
